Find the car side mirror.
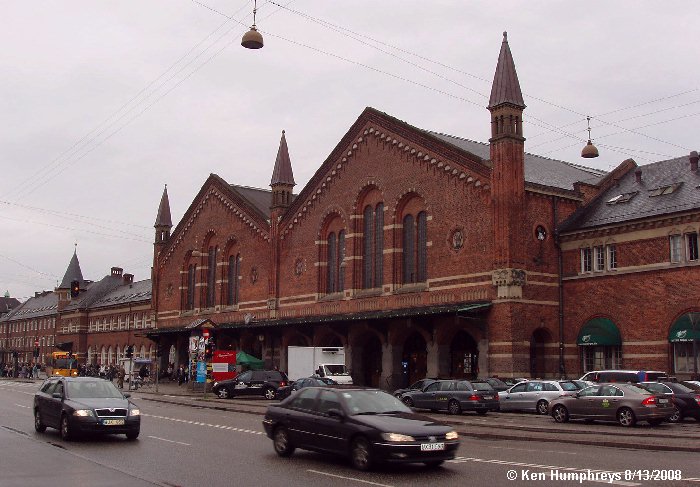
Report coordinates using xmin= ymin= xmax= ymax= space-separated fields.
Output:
xmin=326 ymin=408 xmax=345 ymax=420
xmin=52 ymin=392 xmax=62 ymax=399
xmin=123 ymin=393 xmax=131 ymax=398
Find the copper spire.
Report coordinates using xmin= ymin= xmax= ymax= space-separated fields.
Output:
xmin=270 ymin=130 xmax=295 ymax=186
xmin=488 ymin=31 xmax=525 ymax=110
xmin=155 ymin=184 xmax=172 ymax=227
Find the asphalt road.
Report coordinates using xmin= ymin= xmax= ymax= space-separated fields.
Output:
xmin=1 ymin=380 xmax=700 ymax=487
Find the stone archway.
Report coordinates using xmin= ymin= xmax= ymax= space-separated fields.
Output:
xmin=450 ymin=330 xmax=478 ymax=379
xmin=356 ymin=333 xmax=383 ymax=387
xmin=530 ymin=328 xmax=552 ymax=378
xmin=403 ymin=332 xmax=428 ymax=386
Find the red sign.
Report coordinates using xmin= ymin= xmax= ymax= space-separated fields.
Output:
xmin=34 ymin=340 xmax=39 ymax=347
xmin=202 ymin=328 xmax=210 ymax=339
xmin=212 ymin=350 xmax=237 ymax=381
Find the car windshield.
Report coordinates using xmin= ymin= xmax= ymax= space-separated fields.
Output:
xmin=324 ymin=365 xmax=347 ymax=375
xmin=559 ymin=381 xmax=580 ymax=391
xmin=66 ymin=380 xmax=124 ymax=399
xmin=342 ymin=390 xmax=412 ymax=415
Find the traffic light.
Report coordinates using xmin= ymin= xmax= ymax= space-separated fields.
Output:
xmin=204 ymin=341 xmax=213 ymax=360
xmin=125 ymin=345 xmax=133 ymax=358
xmin=70 ymin=280 xmax=80 ymax=298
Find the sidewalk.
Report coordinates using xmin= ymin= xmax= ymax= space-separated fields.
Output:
xmin=134 ymin=380 xmax=700 ymax=453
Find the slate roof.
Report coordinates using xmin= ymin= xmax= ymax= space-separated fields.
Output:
xmin=58 ymin=251 xmax=85 ymax=289
xmin=0 ymin=291 xmax=57 ymax=322
xmin=90 ymin=279 xmax=151 ymax=309
xmin=62 ymin=276 xmax=126 ymax=312
xmin=270 ymin=131 xmax=296 ymax=186
xmin=230 ymin=184 xmax=298 ymax=219
xmin=0 ymin=296 xmax=21 ymax=315
xmin=427 ymin=131 xmax=606 ymax=191
xmin=560 ymin=154 xmax=700 ymax=231
xmin=155 ymin=185 xmax=172 ymax=227
xmin=488 ymin=32 xmax=525 ymax=109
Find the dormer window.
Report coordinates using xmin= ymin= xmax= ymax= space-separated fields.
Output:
xmin=649 ymin=182 xmax=682 ymax=197
xmin=606 ymin=191 xmax=638 ymax=205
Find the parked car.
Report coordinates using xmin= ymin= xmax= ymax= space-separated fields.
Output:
xmin=499 ymin=380 xmax=582 ymax=414
xmin=681 ymin=381 xmax=700 ymax=392
xmin=33 ymin=376 xmax=140 ymax=440
xmin=262 ymin=387 xmax=460 ymax=470
xmin=579 ymin=370 xmax=666 ymax=384
xmin=212 ymin=369 xmax=289 ymax=400
xmin=482 ymin=377 xmax=510 ymax=392
xmin=549 ymin=383 xmax=674 ymax=427
xmin=503 ymin=378 xmax=529 ymax=387
xmin=401 ymin=379 xmax=499 ymax=415
xmin=392 ymin=378 xmax=439 ymax=398
xmin=275 ymin=376 xmax=337 ymax=400
xmin=639 ymin=381 xmax=700 ymax=422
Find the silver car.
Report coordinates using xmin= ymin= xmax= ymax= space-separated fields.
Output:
xmin=498 ymin=380 xmax=581 ymax=414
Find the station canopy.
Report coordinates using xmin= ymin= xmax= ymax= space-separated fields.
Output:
xmin=577 ymin=318 xmax=621 ymax=346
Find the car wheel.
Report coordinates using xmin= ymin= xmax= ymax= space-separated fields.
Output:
xmin=668 ymin=406 xmax=682 ymax=423
xmin=350 ymin=437 xmax=373 ymax=471
xmin=447 ymin=399 xmax=462 ymax=415
xmin=125 ymin=430 xmax=140 ymax=440
xmin=402 ymin=397 xmax=414 ymax=408
xmin=536 ymin=400 xmax=549 ymax=415
xmin=424 ymin=460 xmax=444 ymax=469
xmin=647 ymin=419 xmax=663 ymax=427
xmin=217 ymin=387 xmax=229 ymax=399
xmin=60 ymin=414 xmax=72 ymax=441
xmin=34 ymin=409 xmax=46 ymax=433
xmin=273 ymin=427 xmax=295 ymax=457
xmin=264 ymin=387 xmax=276 ymax=400
xmin=617 ymin=407 xmax=636 ymax=427
xmin=552 ymin=405 xmax=569 ymax=423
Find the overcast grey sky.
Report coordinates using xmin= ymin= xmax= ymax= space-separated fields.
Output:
xmin=1 ymin=1 xmax=698 ymax=301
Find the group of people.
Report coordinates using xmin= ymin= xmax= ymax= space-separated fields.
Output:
xmin=163 ymin=362 xmax=192 ymax=386
xmin=0 ymin=362 xmax=42 ymax=379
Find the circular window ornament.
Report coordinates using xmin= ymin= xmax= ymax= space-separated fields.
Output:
xmin=535 ymin=225 xmax=547 ymax=241
xmin=449 ymin=228 xmax=465 ymax=251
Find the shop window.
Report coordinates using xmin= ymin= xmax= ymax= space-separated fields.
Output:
xmin=581 ymin=346 xmax=622 ymax=372
xmin=580 ymin=247 xmax=592 ymax=273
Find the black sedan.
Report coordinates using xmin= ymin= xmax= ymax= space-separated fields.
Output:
xmin=640 ymin=381 xmax=700 ymax=422
xmin=392 ymin=378 xmax=439 ymax=398
xmin=275 ymin=376 xmax=337 ymax=400
xmin=262 ymin=387 xmax=460 ymax=471
xmin=401 ymin=379 xmax=499 ymax=415
xmin=34 ymin=376 xmax=140 ymax=440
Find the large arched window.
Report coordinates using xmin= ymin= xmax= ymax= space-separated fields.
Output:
xmin=402 ymin=211 xmax=428 ymax=284
xmin=362 ymin=203 xmax=384 ymax=289
xmin=325 ymin=231 xmax=345 ymax=294
xmin=227 ymin=254 xmax=240 ymax=306
xmin=187 ymin=264 xmax=196 ymax=310
xmin=206 ymin=246 xmax=217 ymax=308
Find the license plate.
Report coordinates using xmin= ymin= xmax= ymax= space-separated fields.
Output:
xmin=420 ymin=442 xmax=445 ymax=451
xmin=483 ymin=396 xmax=493 ymax=400
xmin=103 ymin=419 xmax=125 ymax=426
xmin=658 ymin=398 xmax=668 ymax=404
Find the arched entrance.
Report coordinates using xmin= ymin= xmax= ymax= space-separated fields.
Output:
xmin=361 ymin=334 xmax=383 ymax=387
xmin=403 ymin=332 xmax=427 ymax=386
xmin=530 ymin=328 xmax=552 ymax=378
xmin=450 ymin=330 xmax=478 ymax=379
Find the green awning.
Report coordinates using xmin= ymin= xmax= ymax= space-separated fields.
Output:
xmin=457 ymin=302 xmax=492 ymax=316
xmin=669 ymin=313 xmax=700 ymax=343
xmin=236 ymin=351 xmax=264 ymax=370
xmin=577 ymin=318 xmax=621 ymax=346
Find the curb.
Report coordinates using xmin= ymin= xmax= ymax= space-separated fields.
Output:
xmin=138 ymin=395 xmax=700 ymax=453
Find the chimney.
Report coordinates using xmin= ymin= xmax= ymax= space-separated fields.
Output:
xmin=111 ymin=267 xmax=123 ymax=277
xmin=635 ymin=168 xmax=643 ymax=183
xmin=690 ymin=151 xmax=699 ymax=172
xmin=123 ymin=273 xmax=134 ymax=285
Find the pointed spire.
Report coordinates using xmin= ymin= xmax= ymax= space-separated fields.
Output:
xmin=155 ymin=184 xmax=172 ymax=227
xmin=270 ymin=130 xmax=296 ymax=186
xmin=59 ymin=249 xmax=84 ymax=289
xmin=488 ymin=32 xmax=525 ymax=110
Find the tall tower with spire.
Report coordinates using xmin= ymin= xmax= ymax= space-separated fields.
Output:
xmin=55 ymin=248 xmax=84 ymax=310
xmin=489 ymin=32 xmax=527 ymax=298
xmin=154 ymin=184 xmax=173 ymax=248
xmin=268 ymin=131 xmax=295 ymax=311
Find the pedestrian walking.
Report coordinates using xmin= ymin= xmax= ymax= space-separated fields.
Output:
xmin=117 ymin=365 xmax=125 ymax=389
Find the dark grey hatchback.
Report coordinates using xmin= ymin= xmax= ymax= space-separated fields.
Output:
xmin=401 ymin=379 xmax=500 ymax=415
xmin=34 ymin=377 xmax=141 ymax=440
xmin=263 ymin=387 xmax=460 ymax=471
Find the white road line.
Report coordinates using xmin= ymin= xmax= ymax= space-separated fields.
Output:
xmin=448 ymin=457 xmax=640 ymax=486
xmin=147 ymin=435 xmax=191 ymax=446
xmin=683 ymin=478 xmax=700 ymax=483
xmin=307 ymin=469 xmax=393 ymax=487
xmin=14 ymin=404 xmax=30 ymax=409
xmin=487 ymin=445 xmax=578 ymax=455
xmin=142 ymin=413 xmax=265 ymax=435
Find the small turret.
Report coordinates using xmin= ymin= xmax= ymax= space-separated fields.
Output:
xmin=154 ymin=184 xmax=172 ymax=244
xmin=270 ymin=130 xmax=296 ymax=210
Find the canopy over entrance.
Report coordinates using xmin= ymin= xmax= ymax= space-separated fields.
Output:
xmin=237 ymin=351 xmax=264 ymax=370
xmin=669 ymin=313 xmax=700 ymax=343
xmin=577 ymin=318 xmax=621 ymax=346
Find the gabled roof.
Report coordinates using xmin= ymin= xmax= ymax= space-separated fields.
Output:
xmin=488 ymin=32 xmax=525 ymax=109
xmin=560 ymin=154 xmax=700 ymax=232
xmin=155 ymin=185 xmax=172 ymax=227
xmin=58 ymin=250 xmax=85 ymax=289
xmin=90 ymin=279 xmax=151 ymax=309
xmin=0 ymin=296 xmax=21 ymax=314
xmin=270 ymin=130 xmax=295 ymax=186
xmin=0 ymin=291 xmax=57 ymax=322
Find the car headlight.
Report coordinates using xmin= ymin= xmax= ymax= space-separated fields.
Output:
xmin=445 ymin=430 xmax=459 ymax=440
xmin=73 ymin=409 xmax=94 ymax=417
xmin=129 ymin=408 xmax=141 ymax=417
xmin=380 ymin=432 xmax=415 ymax=442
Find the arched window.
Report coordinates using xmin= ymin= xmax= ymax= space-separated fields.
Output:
xmin=374 ymin=203 xmax=384 ymax=286
xmin=363 ymin=205 xmax=373 ymax=289
xmin=338 ymin=230 xmax=346 ymax=292
xmin=227 ymin=254 xmax=240 ymax=306
xmin=327 ymin=232 xmax=337 ymax=293
xmin=206 ymin=246 xmax=217 ymax=308
xmin=187 ymin=264 xmax=196 ymax=310
xmin=362 ymin=203 xmax=384 ymax=289
xmin=402 ymin=211 xmax=428 ymax=284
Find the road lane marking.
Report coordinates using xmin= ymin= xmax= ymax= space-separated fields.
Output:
xmin=487 ymin=445 xmax=577 ymax=455
xmin=142 ymin=413 xmax=265 ymax=435
xmin=15 ymin=404 xmax=30 ymax=409
xmin=147 ymin=435 xmax=191 ymax=446
xmin=448 ymin=457 xmax=640 ymax=486
xmin=307 ymin=470 xmax=393 ymax=487
xmin=683 ymin=479 xmax=700 ymax=483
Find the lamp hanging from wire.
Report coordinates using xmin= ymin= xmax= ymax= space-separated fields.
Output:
xmin=241 ymin=0 xmax=264 ymax=49
xmin=581 ymin=116 xmax=599 ymax=158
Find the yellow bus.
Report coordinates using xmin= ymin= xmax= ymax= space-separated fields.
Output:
xmin=50 ymin=351 xmax=79 ymax=377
